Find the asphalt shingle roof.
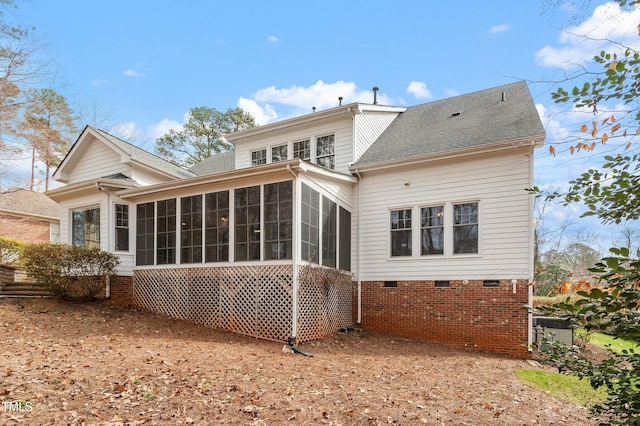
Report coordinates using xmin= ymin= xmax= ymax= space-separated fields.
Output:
xmin=353 ymin=81 xmax=545 ymax=168
xmin=188 ymin=151 xmax=235 ymax=176
xmin=0 ymin=189 xmax=58 ymax=218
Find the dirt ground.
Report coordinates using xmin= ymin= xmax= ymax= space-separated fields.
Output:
xmin=0 ymin=298 xmax=598 ymax=425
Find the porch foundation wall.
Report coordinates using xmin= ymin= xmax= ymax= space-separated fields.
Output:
xmin=355 ymin=279 xmax=531 ymax=358
xmin=109 ymin=275 xmax=134 ymax=305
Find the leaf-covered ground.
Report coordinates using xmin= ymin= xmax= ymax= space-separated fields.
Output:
xmin=0 ymin=298 xmax=596 ymax=425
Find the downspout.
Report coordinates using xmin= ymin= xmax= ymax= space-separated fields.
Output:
xmin=527 ymin=143 xmax=536 ymax=352
xmin=355 ymin=169 xmax=362 ymax=324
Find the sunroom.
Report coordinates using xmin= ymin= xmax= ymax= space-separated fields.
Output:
xmin=117 ymin=159 xmax=355 ymax=343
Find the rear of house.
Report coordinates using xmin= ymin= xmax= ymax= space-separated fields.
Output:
xmin=47 ymin=81 xmax=544 ymax=357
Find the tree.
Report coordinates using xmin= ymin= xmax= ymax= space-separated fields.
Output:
xmin=0 ymin=0 xmax=48 ymax=147
xmin=535 ymin=1 xmax=640 ymax=424
xmin=19 ymin=88 xmax=76 ymax=191
xmin=155 ymin=106 xmax=255 ymax=168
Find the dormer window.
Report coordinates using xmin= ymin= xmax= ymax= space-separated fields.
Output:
xmin=293 ymin=139 xmax=310 ymax=161
xmin=316 ymin=134 xmax=335 ymax=169
xmin=271 ymin=144 xmax=288 ymax=162
xmin=251 ymin=148 xmax=267 ymax=166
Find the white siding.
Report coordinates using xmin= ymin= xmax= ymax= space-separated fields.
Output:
xmin=353 ymin=111 xmax=401 ymax=161
xmin=355 ymin=147 xmax=535 ymax=281
xmin=235 ymin=116 xmax=354 ymax=174
xmin=58 ymin=192 xmax=135 ymax=276
xmin=67 ymin=138 xmax=128 ymax=183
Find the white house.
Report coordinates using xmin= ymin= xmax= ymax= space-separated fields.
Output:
xmin=47 ymin=81 xmax=545 ymax=357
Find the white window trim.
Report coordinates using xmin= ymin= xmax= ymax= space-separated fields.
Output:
xmin=112 ymin=201 xmax=132 ymax=253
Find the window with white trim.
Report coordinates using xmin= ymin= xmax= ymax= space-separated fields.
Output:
xmin=72 ymin=206 xmax=100 ymax=249
xmin=293 ymin=139 xmax=310 ymax=161
xmin=136 ymin=202 xmax=154 ymax=266
xmin=264 ymin=181 xmax=292 ymax=260
xmin=156 ymin=199 xmax=176 ymax=264
xmin=115 ymin=204 xmax=129 ymax=251
xmin=234 ymin=186 xmax=261 ymax=261
xmin=421 ymin=206 xmax=444 ymax=255
xmin=301 ymin=183 xmax=319 ymax=263
xmin=180 ymin=195 xmax=202 ymax=263
xmin=271 ymin=144 xmax=288 ymax=162
xmin=453 ymin=202 xmax=478 ymax=254
xmin=316 ymin=134 xmax=335 ymax=169
xmin=251 ymin=148 xmax=266 ymax=166
xmin=205 ymin=190 xmax=229 ymax=262
xmin=390 ymin=209 xmax=412 ymax=257
xmin=322 ymin=196 xmax=337 ymax=267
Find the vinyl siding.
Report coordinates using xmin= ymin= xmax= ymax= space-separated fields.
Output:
xmin=353 ymin=111 xmax=401 ymax=162
xmin=67 ymin=139 xmax=128 ymax=183
xmin=234 ymin=116 xmax=354 ymax=174
xmin=355 ymin=147 xmax=534 ymax=281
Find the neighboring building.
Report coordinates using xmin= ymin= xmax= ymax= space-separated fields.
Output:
xmin=0 ymin=189 xmax=60 ymax=243
xmin=46 ymin=81 xmax=545 ymax=357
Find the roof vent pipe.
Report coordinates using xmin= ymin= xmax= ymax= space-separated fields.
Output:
xmin=312 ymin=106 xmax=316 ymax=113
xmin=339 ymin=96 xmax=343 ymax=106
xmin=501 ymin=91 xmax=506 ymax=102
xmin=373 ymin=86 xmax=379 ymax=105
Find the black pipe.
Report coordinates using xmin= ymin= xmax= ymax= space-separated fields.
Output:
xmin=288 ymin=336 xmax=313 ymax=357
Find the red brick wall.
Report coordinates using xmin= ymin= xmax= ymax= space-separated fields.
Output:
xmin=355 ymin=279 xmax=531 ymax=358
xmin=0 ymin=213 xmax=53 ymax=243
xmin=109 ymin=275 xmax=134 ymax=305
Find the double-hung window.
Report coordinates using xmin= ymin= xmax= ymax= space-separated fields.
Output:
xmin=115 ymin=204 xmax=129 ymax=251
xmin=453 ymin=202 xmax=478 ymax=254
xmin=271 ymin=144 xmax=288 ymax=162
xmin=293 ymin=139 xmax=310 ymax=161
xmin=251 ymin=149 xmax=267 ymax=166
xmin=421 ymin=206 xmax=444 ymax=255
xmin=316 ymin=134 xmax=335 ymax=169
xmin=390 ymin=209 xmax=412 ymax=257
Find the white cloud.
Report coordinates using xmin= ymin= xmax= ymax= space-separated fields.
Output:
xmin=443 ymin=88 xmax=460 ymax=97
xmin=109 ymin=122 xmax=142 ymax=141
xmin=237 ymin=97 xmax=277 ymax=125
xmin=147 ymin=118 xmax=183 ymax=140
xmin=406 ymin=81 xmax=433 ymax=100
xmin=91 ymin=78 xmax=108 ymax=86
xmin=536 ymin=2 xmax=640 ymax=68
xmin=488 ymin=24 xmax=510 ymax=34
xmin=267 ymin=35 xmax=279 ymax=43
xmin=123 ymin=69 xmax=145 ymax=77
xmin=250 ymin=80 xmax=394 ymax=111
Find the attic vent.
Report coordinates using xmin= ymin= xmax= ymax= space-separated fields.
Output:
xmin=501 ymin=91 xmax=506 ymax=102
xmin=452 ymin=111 xmax=462 ymax=117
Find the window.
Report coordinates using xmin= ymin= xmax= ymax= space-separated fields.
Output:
xmin=421 ymin=206 xmax=444 ymax=255
xmin=205 ymin=191 xmax=229 ymax=262
xmin=136 ymin=202 xmax=154 ymax=266
xmin=157 ymin=199 xmax=176 ymax=264
xmin=453 ymin=202 xmax=478 ymax=254
xmin=113 ymin=204 xmax=129 ymax=251
xmin=271 ymin=144 xmax=288 ymax=162
xmin=316 ymin=134 xmax=335 ymax=169
xmin=181 ymin=195 xmax=202 ymax=263
xmin=251 ymin=149 xmax=266 ymax=166
xmin=235 ymin=186 xmax=261 ymax=261
xmin=72 ymin=207 xmax=100 ymax=249
xmin=293 ymin=139 xmax=310 ymax=161
xmin=390 ymin=209 xmax=412 ymax=257
xmin=301 ymin=183 xmax=319 ymax=263
xmin=264 ymin=181 xmax=292 ymax=260
xmin=322 ymin=196 xmax=337 ymax=267
xmin=338 ymin=207 xmax=351 ymax=271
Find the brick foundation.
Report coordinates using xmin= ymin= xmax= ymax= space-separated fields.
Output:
xmin=355 ymin=279 xmax=531 ymax=358
xmin=109 ymin=275 xmax=134 ymax=305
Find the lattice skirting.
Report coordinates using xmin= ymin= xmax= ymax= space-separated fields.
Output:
xmin=134 ymin=264 xmax=352 ymax=342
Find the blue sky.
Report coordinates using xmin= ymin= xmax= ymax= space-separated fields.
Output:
xmin=5 ymin=0 xmax=640 ymax=251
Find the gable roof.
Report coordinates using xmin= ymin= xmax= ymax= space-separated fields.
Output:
xmin=353 ymin=81 xmax=545 ymax=169
xmin=0 ymin=189 xmax=59 ymax=220
xmin=188 ymin=150 xmax=235 ymax=176
xmin=53 ymin=126 xmax=195 ymax=183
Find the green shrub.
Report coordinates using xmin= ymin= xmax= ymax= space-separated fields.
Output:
xmin=0 ymin=237 xmax=26 ymax=266
xmin=21 ymin=243 xmax=119 ymax=301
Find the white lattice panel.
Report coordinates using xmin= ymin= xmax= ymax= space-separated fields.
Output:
xmin=297 ymin=265 xmax=353 ymax=342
